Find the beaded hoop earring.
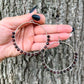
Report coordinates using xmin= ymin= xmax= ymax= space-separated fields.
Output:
xmin=12 ymin=20 xmax=50 ymax=56
xmin=41 ymin=41 xmax=78 ymax=74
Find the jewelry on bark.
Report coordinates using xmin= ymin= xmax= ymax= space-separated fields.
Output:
xmin=12 ymin=20 xmax=50 ymax=56
xmin=41 ymin=41 xmax=78 ymax=74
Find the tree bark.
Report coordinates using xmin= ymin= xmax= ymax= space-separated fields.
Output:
xmin=0 ymin=0 xmax=84 ymax=84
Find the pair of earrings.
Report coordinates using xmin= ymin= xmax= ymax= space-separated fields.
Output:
xmin=12 ymin=20 xmax=78 ymax=75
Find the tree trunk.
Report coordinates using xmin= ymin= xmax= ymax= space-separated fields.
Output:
xmin=0 ymin=0 xmax=83 ymax=84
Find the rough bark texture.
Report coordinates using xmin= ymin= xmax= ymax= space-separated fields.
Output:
xmin=0 ymin=0 xmax=84 ymax=84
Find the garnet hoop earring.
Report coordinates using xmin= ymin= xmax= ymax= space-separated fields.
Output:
xmin=12 ymin=20 xmax=50 ymax=56
xmin=41 ymin=41 xmax=78 ymax=74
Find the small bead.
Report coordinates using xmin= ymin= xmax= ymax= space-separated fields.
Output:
xmin=46 ymin=68 xmax=49 ymax=71
xmin=75 ymin=53 xmax=78 ymax=55
xmin=12 ymin=32 xmax=15 ymax=35
xmin=41 ymin=59 xmax=44 ymax=62
xmin=31 ymin=53 xmax=34 ymax=56
xmin=27 ymin=53 xmax=30 ymax=56
xmin=42 ymin=63 xmax=45 ymax=66
xmin=35 ymin=53 xmax=38 ymax=56
xmin=72 ymin=64 xmax=75 ymax=67
xmin=60 ymin=42 xmax=62 ymax=44
xmin=47 ymin=35 xmax=50 ymax=38
xmin=41 ymin=49 xmax=44 ymax=52
xmin=15 ymin=45 xmax=18 ymax=48
xmin=12 ymin=39 xmax=15 ymax=42
xmin=46 ymin=42 xmax=49 ymax=45
xmin=72 ymin=28 xmax=75 ymax=32
xmin=60 ymin=71 xmax=63 ymax=74
xmin=24 ymin=52 xmax=27 ymax=55
xmin=57 ymin=71 xmax=59 ymax=74
xmin=67 ymin=68 xmax=70 ymax=71
xmin=50 ymin=70 xmax=53 ymax=73
xmin=44 ymin=66 xmax=47 ymax=69
xmin=20 ymin=50 xmax=23 ymax=53
xmin=74 ymin=59 xmax=77 ymax=61
xmin=52 ymin=13 xmax=54 ymax=17
xmin=56 ymin=14 xmax=59 ymax=18
xmin=69 ymin=66 xmax=72 ymax=69
xmin=12 ymin=35 xmax=15 ymax=38
xmin=38 ymin=51 xmax=41 ymax=54
xmin=44 ymin=46 xmax=47 ymax=49
xmin=73 ymin=61 xmax=76 ymax=64
xmin=53 ymin=71 xmax=56 ymax=74
xmin=13 ymin=43 xmax=16 ymax=46
xmin=17 ymin=48 xmax=20 ymax=51
xmin=63 ymin=70 xmax=66 ymax=73
xmin=47 ymin=38 xmax=50 ymax=42
xmin=75 ymin=56 xmax=77 ymax=58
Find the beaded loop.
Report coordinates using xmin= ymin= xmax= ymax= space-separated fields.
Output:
xmin=41 ymin=41 xmax=78 ymax=74
xmin=12 ymin=20 xmax=50 ymax=56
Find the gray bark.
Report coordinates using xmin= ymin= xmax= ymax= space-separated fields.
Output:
xmin=0 ymin=0 xmax=84 ymax=84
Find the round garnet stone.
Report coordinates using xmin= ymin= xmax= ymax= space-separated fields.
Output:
xmin=20 ymin=50 xmax=23 ymax=53
xmin=46 ymin=42 xmax=49 ymax=45
xmin=24 ymin=52 xmax=27 ymax=55
xmin=12 ymin=32 xmax=15 ymax=35
xmin=47 ymin=35 xmax=50 ymax=38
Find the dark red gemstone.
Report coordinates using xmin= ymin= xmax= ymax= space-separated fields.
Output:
xmin=44 ymin=46 xmax=47 ymax=49
xmin=67 ymin=68 xmax=69 ymax=71
xmin=12 ymin=39 xmax=15 ymax=42
xmin=57 ymin=71 xmax=59 ymax=74
xmin=60 ymin=42 xmax=62 ymax=44
xmin=31 ymin=53 xmax=34 ymax=56
xmin=20 ymin=50 xmax=23 ymax=53
xmin=53 ymin=71 xmax=56 ymax=74
xmin=27 ymin=53 xmax=30 ymax=56
xmin=42 ymin=63 xmax=45 ymax=65
xmin=38 ymin=51 xmax=41 ymax=54
xmin=72 ymin=64 xmax=75 ymax=67
xmin=46 ymin=68 xmax=49 ymax=71
xmin=35 ymin=53 xmax=38 ymax=56
xmin=69 ymin=66 xmax=72 ymax=69
xmin=74 ymin=59 xmax=77 ymax=61
xmin=44 ymin=66 xmax=47 ymax=68
xmin=50 ymin=70 xmax=53 ymax=72
xmin=12 ymin=32 xmax=15 ymax=35
xmin=73 ymin=61 xmax=76 ymax=64
xmin=13 ymin=43 xmax=16 ymax=45
xmin=63 ymin=70 xmax=66 ymax=73
xmin=12 ymin=35 xmax=15 ymax=38
xmin=75 ymin=56 xmax=77 ymax=58
xmin=56 ymin=14 xmax=59 ymax=18
xmin=60 ymin=71 xmax=63 ymax=74
xmin=24 ymin=52 xmax=27 ymax=55
xmin=41 ymin=49 xmax=44 ymax=52
xmin=47 ymin=39 xmax=50 ymax=42
xmin=47 ymin=35 xmax=50 ymax=38
xmin=75 ymin=53 xmax=78 ymax=55
xmin=15 ymin=45 xmax=18 ymax=48
xmin=17 ymin=48 xmax=20 ymax=51
xmin=46 ymin=42 xmax=49 ymax=45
